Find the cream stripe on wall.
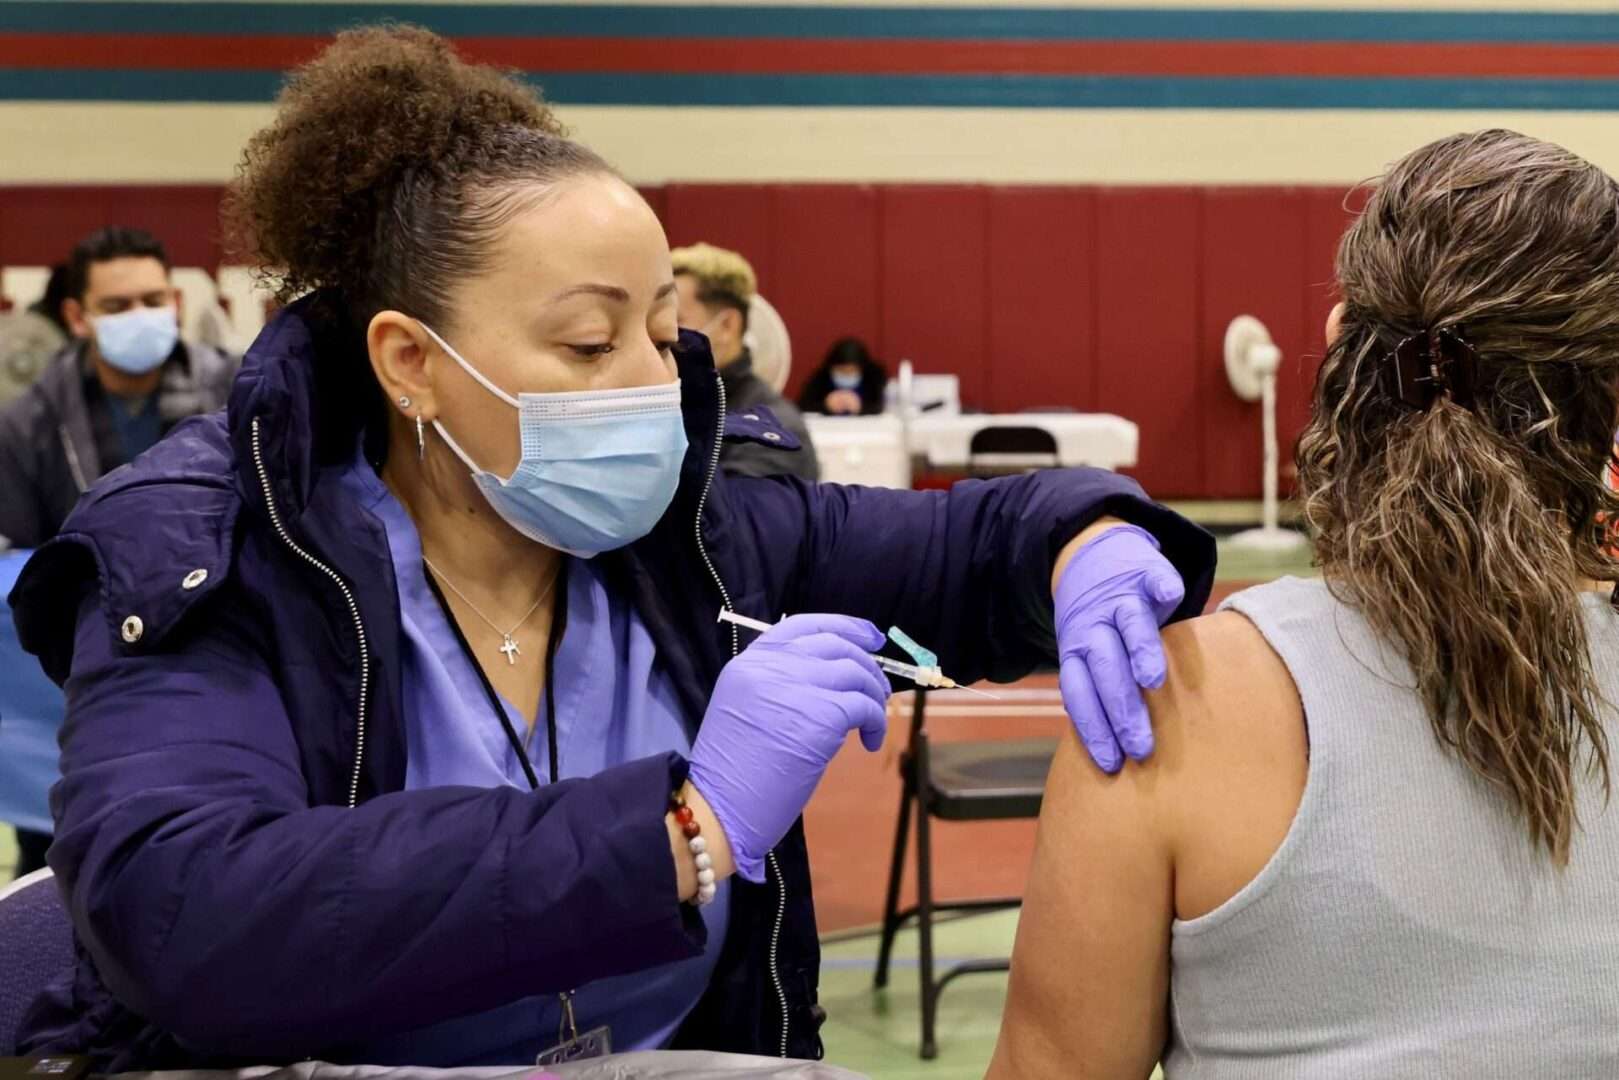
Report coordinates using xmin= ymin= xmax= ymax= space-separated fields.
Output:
xmin=6 ymin=103 xmax=1619 ymax=185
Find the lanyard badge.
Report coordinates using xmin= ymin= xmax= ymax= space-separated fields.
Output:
xmin=536 ymin=991 xmax=612 ymax=1067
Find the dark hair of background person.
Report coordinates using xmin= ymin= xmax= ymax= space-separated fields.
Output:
xmin=29 ymin=263 xmax=74 ymax=336
xmin=221 ymin=25 xmax=612 ymax=452
xmin=797 ymin=336 xmax=888 ymax=416
xmin=823 ymin=337 xmax=878 ymax=373
xmin=64 ymin=228 xmax=170 ymax=302
xmin=1296 ymin=128 xmax=1619 ymax=864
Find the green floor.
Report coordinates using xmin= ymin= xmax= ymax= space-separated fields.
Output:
xmin=819 ymin=910 xmax=1171 ymax=1079
xmin=1212 ymin=535 xmax=1317 ymax=585
xmin=818 ymin=911 xmax=1015 ymax=1078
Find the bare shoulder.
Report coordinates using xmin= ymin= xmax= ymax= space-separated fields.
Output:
xmin=1145 ymin=610 xmax=1300 ymax=766
xmin=1149 ymin=610 xmax=1309 ymax=921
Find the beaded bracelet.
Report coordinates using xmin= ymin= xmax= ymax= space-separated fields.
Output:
xmin=671 ymin=790 xmax=717 ymax=907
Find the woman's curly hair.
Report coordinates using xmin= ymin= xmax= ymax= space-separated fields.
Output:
xmin=223 ymin=25 xmax=609 ymax=333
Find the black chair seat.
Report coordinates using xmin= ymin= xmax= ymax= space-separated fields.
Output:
xmin=924 ymin=737 xmax=1058 ymax=821
xmin=967 ymin=426 xmax=1058 ymax=456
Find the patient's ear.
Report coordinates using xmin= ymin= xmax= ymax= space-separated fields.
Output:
xmin=1325 ymin=301 xmax=1345 ymax=346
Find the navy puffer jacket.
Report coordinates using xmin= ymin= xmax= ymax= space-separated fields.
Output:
xmin=10 ymin=297 xmax=1214 ymax=1070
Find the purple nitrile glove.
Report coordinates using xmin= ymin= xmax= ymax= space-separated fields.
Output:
xmin=688 ymin=613 xmax=892 ymax=883
xmin=1055 ymin=524 xmax=1185 ymax=773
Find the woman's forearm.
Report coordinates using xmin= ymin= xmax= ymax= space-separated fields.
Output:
xmin=668 ymin=780 xmax=736 ymax=900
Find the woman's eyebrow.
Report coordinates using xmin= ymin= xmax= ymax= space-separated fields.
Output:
xmin=549 ymin=283 xmax=630 ymax=303
xmin=545 ymin=281 xmax=679 ymax=305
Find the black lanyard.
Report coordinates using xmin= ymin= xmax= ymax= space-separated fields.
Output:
xmin=422 ymin=563 xmax=568 ymax=790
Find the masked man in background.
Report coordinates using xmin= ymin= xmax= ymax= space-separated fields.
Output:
xmin=0 ymin=226 xmax=238 ymax=549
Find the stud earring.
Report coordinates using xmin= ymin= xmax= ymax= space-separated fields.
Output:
xmin=398 ymin=395 xmax=411 ymax=409
xmin=416 ymin=415 xmax=426 ymax=463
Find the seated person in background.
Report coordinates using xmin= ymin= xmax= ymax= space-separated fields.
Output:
xmin=990 ymin=129 xmax=1619 ymax=1079
xmin=672 ymin=242 xmax=819 ymax=481
xmin=0 ymin=227 xmax=237 ymax=548
xmin=798 ymin=336 xmax=888 ymax=416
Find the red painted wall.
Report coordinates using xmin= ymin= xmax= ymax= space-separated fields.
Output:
xmin=0 ymin=181 xmax=1351 ymax=497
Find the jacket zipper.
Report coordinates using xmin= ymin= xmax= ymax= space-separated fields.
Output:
xmin=691 ymin=372 xmax=792 ymax=1058
xmin=58 ymin=424 xmax=89 ymax=494
xmin=250 ymin=417 xmax=372 ymax=809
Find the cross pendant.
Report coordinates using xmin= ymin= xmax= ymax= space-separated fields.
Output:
xmin=499 ymin=636 xmax=521 ymax=665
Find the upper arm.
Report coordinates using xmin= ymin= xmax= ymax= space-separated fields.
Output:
xmin=988 ymin=723 xmax=1175 ymax=1080
xmin=51 ymin=591 xmax=310 ymax=990
xmin=728 ymin=466 xmax=1200 ymax=685
xmin=988 ymin=611 xmax=1306 ymax=1078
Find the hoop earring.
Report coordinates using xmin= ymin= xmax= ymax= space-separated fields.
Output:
xmin=416 ymin=415 xmax=426 ymax=463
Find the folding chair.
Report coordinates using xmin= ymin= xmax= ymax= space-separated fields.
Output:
xmin=873 ymin=688 xmax=1058 ymax=1059
xmin=966 ymin=425 xmax=1060 ymax=476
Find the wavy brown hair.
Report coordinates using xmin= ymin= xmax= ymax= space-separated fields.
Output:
xmin=1298 ymin=129 xmax=1619 ymax=863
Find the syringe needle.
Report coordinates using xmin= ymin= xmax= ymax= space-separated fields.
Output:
xmin=718 ymin=608 xmax=1000 ymax=698
xmin=954 ymin=684 xmax=1003 ymax=700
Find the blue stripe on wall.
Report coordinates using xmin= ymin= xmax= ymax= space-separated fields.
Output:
xmin=0 ymin=4 xmax=1616 ymax=43
xmin=7 ymin=69 xmax=1619 ymax=109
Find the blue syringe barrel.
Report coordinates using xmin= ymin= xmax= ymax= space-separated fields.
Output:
xmin=718 ymin=609 xmax=954 ymax=689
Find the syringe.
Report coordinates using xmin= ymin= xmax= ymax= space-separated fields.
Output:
xmin=717 ymin=610 xmax=1000 ymax=699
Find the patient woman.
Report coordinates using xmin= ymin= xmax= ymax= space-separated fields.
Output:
xmin=990 ymin=129 xmax=1619 ymax=1079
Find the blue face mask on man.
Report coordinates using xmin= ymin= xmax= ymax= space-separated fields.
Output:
xmin=418 ymin=323 xmax=689 ymax=558
xmin=92 ymin=305 xmax=179 ymax=375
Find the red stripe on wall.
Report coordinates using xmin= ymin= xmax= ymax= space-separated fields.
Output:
xmin=0 ymin=185 xmax=225 ymax=268
xmin=2 ymin=33 xmax=1618 ymax=78
xmin=769 ymin=185 xmax=882 ymax=402
xmin=880 ymin=187 xmax=992 ymax=411
xmin=1094 ymin=189 xmax=1204 ymax=495
xmin=0 ymin=181 xmax=1359 ymax=498
xmin=986 ymin=188 xmax=1098 ymax=415
xmin=665 ymin=184 xmax=779 ymax=292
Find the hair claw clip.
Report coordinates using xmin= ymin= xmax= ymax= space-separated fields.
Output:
xmin=1382 ymin=327 xmax=1478 ymax=411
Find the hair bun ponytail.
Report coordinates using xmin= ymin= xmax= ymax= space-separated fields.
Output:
xmin=224 ymin=25 xmax=564 ymax=304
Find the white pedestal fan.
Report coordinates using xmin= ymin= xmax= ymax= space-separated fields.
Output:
xmin=745 ymin=294 xmax=793 ymax=394
xmin=1224 ymin=315 xmax=1309 ymax=553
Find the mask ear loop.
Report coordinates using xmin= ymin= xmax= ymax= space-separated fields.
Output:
xmin=416 ymin=416 xmax=426 ymax=463
xmin=415 ymin=321 xmax=519 ymax=478
xmin=417 ymin=322 xmax=521 ymax=409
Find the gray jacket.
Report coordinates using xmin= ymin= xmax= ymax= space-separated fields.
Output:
xmin=0 ymin=339 xmax=237 ymax=548
xmin=719 ymin=351 xmax=820 ymax=482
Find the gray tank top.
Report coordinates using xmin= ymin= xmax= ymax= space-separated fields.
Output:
xmin=1163 ymin=576 xmax=1619 ymax=1079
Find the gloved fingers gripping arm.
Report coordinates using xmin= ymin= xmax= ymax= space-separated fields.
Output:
xmin=1052 ymin=521 xmax=1187 ymax=773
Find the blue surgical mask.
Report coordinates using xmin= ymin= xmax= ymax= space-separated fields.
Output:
xmin=92 ymin=305 xmax=179 ymax=375
xmin=830 ymin=370 xmax=862 ymax=391
xmin=419 ymin=324 xmax=688 ymax=558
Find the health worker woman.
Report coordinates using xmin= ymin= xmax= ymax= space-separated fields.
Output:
xmin=9 ymin=28 xmax=1214 ymax=1071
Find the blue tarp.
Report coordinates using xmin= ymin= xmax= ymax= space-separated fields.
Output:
xmin=0 ymin=550 xmax=64 ymax=833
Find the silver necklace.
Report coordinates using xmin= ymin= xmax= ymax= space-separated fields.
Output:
xmin=422 ymin=556 xmax=559 ymax=666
